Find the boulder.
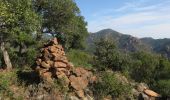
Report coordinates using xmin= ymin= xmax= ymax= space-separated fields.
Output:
xmin=54 ymin=62 xmax=67 ymax=68
xmin=56 ymin=68 xmax=67 ymax=72
xmin=41 ymin=72 xmax=53 ymax=82
xmin=69 ymin=75 xmax=88 ymax=90
xmin=53 ymin=56 xmax=67 ymax=61
xmin=43 ymin=48 xmax=50 ymax=57
xmin=41 ymin=61 xmax=51 ymax=68
xmin=74 ymin=67 xmax=87 ymax=77
xmin=144 ymin=89 xmax=161 ymax=97
xmin=48 ymin=46 xmax=57 ymax=53
xmin=137 ymin=83 xmax=148 ymax=92
xmin=75 ymin=90 xmax=85 ymax=98
xmin=56 ymin=71 xmax=66 ymax=78
xmin=46 ymin=60 xmax=54 ymax=67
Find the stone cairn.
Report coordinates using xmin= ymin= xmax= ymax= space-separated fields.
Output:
xmin=34 ymin=38 xmax=96 ymax=98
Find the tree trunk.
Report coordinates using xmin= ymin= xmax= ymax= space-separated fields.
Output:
xmin=0 ymin=42 xmax=12 ymax=70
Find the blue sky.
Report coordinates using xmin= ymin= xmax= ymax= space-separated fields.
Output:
xmin=75 ymin=0 xmax=170 ymax=39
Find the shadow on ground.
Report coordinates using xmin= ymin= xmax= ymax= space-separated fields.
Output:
xmin=17 ymin=70 xmax=40 ymax=85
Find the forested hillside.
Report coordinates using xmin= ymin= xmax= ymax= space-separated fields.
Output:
xmin=0 ymin=0 xmax=170 ymax=100
xmin=87 ymin=29 xmax=170 ymax=58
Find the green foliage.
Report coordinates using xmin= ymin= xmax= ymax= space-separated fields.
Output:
xmin=0 ymin=70 xmax=18 ymax=99
xmin=156 ymin=58 xmax=170 ymax=79
xmin=157 ymin=80 xmax=170 ymax=96
xmin=92 ymin=72 xmax=132 ymax=99
xmin=67 ymin=49 xmax=92 ymax=69
xmin=152 ymin=58 xmax=170 ymax=95
xmin=94 ymin=38 xmax=130 ymax=71
xmin=0 ymin=0 xmax=41 ymax=68
xmin=0 ymin=0 xmax=41 ymax=41
xmin=34 ymin=0 xmax=88 ymax=50
xmin=130 ymin=51 xmax=159 ymax=84
xmin=25 ymin=48 xmax=38 ymax=66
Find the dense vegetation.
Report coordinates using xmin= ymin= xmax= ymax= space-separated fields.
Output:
xmin=93 ymin=38 xmax=170 ymax=97
xmin=0 ymin=0 xmax=170 ymax=99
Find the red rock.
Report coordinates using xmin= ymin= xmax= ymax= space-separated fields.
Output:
xmin=56 ymin=68 xmax=67 ymax=72
xmin=41 ymin=72 xmax=53 ymax=82
xmin=55 ymin=59 xmax=68 ymax=64
xmin=74 ymin=67 xmax=93 ymax=80
xmin=51 ymin=53 xmax=61 ymax=58
xmin=69 ymin=75 xmax=88 ymax=90
xmin=46 ymin=60 xmax=54 ymax=66
xmin=36 ymin=67 xmax=48 ymax=75
xmin=48 ymin=46 xmax=57 ymax=53
xmin=44 ymin=48 xmax=50 ymax=54
xmin=55 ymin=45 xmax=63 ymax=50
xmin=33 ymin=38 xmax=95 ymax=95
xmin=54 ymin=62 xmax=67 ymax=68
xmin=75 ymin=90 xmax=85 ymax=98
xmin=41 ymin=61 xmax=50 ymax=68
xmin=75 ymin=67 xmax=87 ymax=76
xmin=54 ymin=56 xmax=67 ymax=62
xmin=144 ymin=89 xmax=161 ymax=97
xmin=56 ymin=71 xmax=66 ymax=79
xmin=43 ymin=48 xmax=51 ymax=60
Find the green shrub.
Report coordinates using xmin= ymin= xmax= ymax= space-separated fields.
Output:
xmin=8 ymin=47 xmax=38 ymax=68
xmin=67 ymin=49 xmax=92 ymax=69
xmin=92 ymin=72 xmax=132 ymax=99
xmin=157 ymin=79 xmax=170 ymax=96
xmin=0 ymin=70 xmax=18 ymax=99
xmin=130 ymin=51 xmax=159 ymax=84
xmin=93 ymin=38 xmax=131 ymax=71
xmin=25 ymin=48 xmax=38 ymax=65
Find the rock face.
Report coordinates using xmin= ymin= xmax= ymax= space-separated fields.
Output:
xmin=34 ymin=38 xmax=95 ymax=98
xmin=133 ymin=83 xmax=161 ymax=100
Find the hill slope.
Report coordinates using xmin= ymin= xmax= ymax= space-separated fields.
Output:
xmin=87 ymin=29 xmax=151 ymax=53
xmin=87 ymin=29 xmax=170 ymax=57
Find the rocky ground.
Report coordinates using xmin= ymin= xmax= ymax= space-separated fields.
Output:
xmin=0 ymin=38 xmax=161 ymax=100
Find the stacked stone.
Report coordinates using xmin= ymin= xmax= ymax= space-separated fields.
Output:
xmin=35 ymin=38 xmax=72 ymax=83
xmin=34 ymin=38 xmax=96 ymax=99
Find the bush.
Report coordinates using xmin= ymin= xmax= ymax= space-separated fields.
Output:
xmin=0 ymin=70 xmax=18 ymax=99
xmin=25 ymin=48 xmax=38 ymax=66
xmin=92 ymin=72 xmax=132 ymax=99
xmin=157 ymin=79 xmax=170 ymax=96
xmin=8 ymin=47 xmax=38 ymax=68
xmin=130 ymin=51 xmax=159 ymax=84
xmin=67 ymin=49 xmax=92 ymax=69
xmin=93 ymin=38 xmax=131 ymax=71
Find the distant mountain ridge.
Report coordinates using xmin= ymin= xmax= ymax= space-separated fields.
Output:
xmin=87 ymin=29 xmax=170 ymax=57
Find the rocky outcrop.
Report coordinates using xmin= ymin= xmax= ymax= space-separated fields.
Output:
xmin=133 ymin=83 xmax=161 ymax=100
xmin=33 ymin=38 xmax=96 ymax=99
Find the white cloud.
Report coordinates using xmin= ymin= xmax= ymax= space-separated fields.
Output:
xmin=88 ymin=0 xmax=170 ymax=39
